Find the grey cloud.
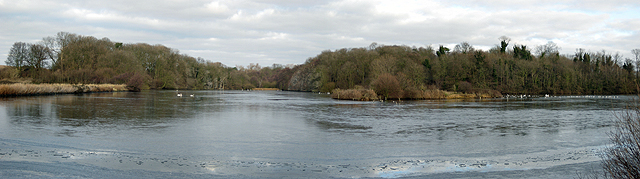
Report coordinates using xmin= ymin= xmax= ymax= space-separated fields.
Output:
xmin=1 ymin=0 xmax=639 ymax=67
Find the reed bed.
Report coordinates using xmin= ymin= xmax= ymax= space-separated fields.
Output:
xmin=0 ymin=83 xmax=128 ymax=96
xmin=331 ymin=88 xmax=502 ymax=101
xmin=331 ymin=88 xmax=379 ymax=101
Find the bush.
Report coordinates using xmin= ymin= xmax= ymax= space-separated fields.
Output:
xmin=0 ymin=66 xmax=19 ymax=79
xmin=600 ymin=100 xmax=640 ymax=178
xmin=126 ymin=73 xmax=145 ymax=92
xmin=458 ymin=81 xmax=473 ymax=93
xmin=320 ymin=82 xmax=336 ymax=93
xmin=331 ymin=88 xmax=379 ymax=101
xmin=372 ymin=73 xmax=403 ymax=100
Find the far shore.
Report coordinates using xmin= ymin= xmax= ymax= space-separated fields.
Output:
xmin=329 ymin=88 xmax=503 ymax=101
xmin=0 ymin=83 xmax=129 ymax=97
xmin=252 ymin=88 xmax=280 ymax=91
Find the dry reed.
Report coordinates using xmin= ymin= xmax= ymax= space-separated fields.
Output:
xmin=330 ymin=88 xmax=503 ymax=101
xmin=0 ymin=83 xmax=128 ymax=96
xmin=331 ymin=88 xmax=379 ymax=101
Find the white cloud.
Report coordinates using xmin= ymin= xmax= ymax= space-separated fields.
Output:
xmin=205 ymin=1 xmax=231 ymax=14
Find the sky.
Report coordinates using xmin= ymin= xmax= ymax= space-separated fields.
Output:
xmin=1 ymin=0 xmax=639 ymax=67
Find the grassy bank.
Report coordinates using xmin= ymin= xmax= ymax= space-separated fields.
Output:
xmin=0 ymin=83 xmax=128 ymax=96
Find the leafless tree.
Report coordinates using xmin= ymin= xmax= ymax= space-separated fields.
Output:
xmin=600 ymin=101 xmax=640 ymax=179
xmin=5 ymin=42 xmax=30 ymax=71
xmin=535 ymin=41 xmax=560 ymax=58
xmin=454 ymin=42 xmax=474 ymax=54
xmin=632 ymin=49 xmax=640 ymax=78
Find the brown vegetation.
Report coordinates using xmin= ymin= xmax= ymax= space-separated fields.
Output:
xmin=0 ymin=83 xmax=127 ymax=96
xmin=253 ymin=88 xmax=279 ymax=91
xmin=372 ymin=73 xmax=403 ymax=100
xmin=289 ymin=42 xmax=637 ymax=99
xmin=331 ymin=87 xmax=379 ymax=101
xmin=4 ymin=32 xmax=295 ymax=91
xmin=600 ymin=100 xmax=640 ymax=178
xmin=579 ymin=97 xmax=640 ymax=179
xmin=3 ymin=32 xmax=638 ymax=99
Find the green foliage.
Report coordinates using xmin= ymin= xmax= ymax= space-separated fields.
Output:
xmin=422 ymin=58 xmax=431 ymax=69
xmin=499 ymin=36 xmax=511 ymax=53
xmin=513 ymin=45 xmax=533 ymax=61
xmin=436 ymin=45 xmax=449 ymax=57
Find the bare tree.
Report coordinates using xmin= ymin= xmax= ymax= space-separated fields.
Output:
xmin=27 ymin=44 xmax=49 ymax=69
xmin=623 ymin=58 xmax=635 ymax=73
xmin=41 ymin=36 xmax=60 ymax=67
xmin=5 ymin=42 xmax=30 ymax=71
xmin=633 ymin=49 xmax=640 ymax=79
xmin=575 ymin=48 xmax=587 ymax=62
xmin=368 ymin=42 xmax=378 ymax=50
xmin=535 ymin=41 xmax=560 ymax=58
xmin=454 ymin=42 xmax=474 ymax=54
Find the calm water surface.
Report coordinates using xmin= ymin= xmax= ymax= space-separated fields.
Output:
xmin=0 ymin=91 xmax=632 ymax=178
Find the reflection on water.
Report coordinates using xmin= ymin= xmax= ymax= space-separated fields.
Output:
xmin=0 ymin=91 xmax=633 ymax=177
xmin=1 ymin=92 xmax=209 ymax=137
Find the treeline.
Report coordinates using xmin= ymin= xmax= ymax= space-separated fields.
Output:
xmin=2 ymin=32 xmax=638 ymax=97
xmin=288 ymin=39 xmax=638 ymax=98
xmin=1 ymin=32 xmax=293 ymax=91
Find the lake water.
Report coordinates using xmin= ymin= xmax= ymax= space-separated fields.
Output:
xmin=0 ymin=90 xmax=633 ymax=178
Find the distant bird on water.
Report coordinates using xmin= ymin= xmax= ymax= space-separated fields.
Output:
xmin=177 ymin=93 xmax=183 ymax=97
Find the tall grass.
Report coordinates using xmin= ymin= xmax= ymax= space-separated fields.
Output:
xmin=0 ymin=83 xmax=127 ymax=96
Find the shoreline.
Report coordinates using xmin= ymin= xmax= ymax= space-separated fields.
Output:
xmin=0 ymin=83 xmax=129 ymax=97
xmin=329 ymin=88 xmax=503 ymax=101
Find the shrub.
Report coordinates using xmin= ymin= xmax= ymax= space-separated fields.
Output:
xmin=458 ymin=81 xmax=473 ymax=93
xmin=126 ymin=73 xmax=145 ymax=92
xmin=600 ymin=100 xmax=640 ymax=178
xmin=372 ymin=73 xmax=403 ymax=100
xmin=0 ymin=66 xmax=19 ymax=79
xmin=331 ymin=88 xmax=379 ymax=101
xmin=320 ymin=82 xmax=336 ymax=93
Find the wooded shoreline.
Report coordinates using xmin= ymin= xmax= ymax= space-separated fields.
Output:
xmin=3 ymin=32 xmax=639 ymax=99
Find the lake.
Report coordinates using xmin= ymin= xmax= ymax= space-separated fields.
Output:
xmin=0 ymin=90 xmax=632 ymax=178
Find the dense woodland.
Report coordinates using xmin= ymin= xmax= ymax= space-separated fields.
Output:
xmin=290 ymin=39 xmax=639 ymax=98
xmin=2 ymin=32 xmax=639 ymax=97
xmin=1 ymin=32 xmax=294 ymax=91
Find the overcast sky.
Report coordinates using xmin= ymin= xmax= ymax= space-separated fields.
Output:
xmin=1 ymin=0 xmax=639 ymax=67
